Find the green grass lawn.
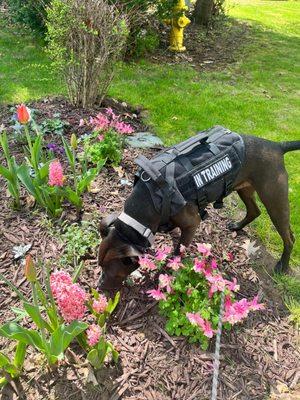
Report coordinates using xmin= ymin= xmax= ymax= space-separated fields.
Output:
xmin=0 ymin=2 xmax=299 ymax=300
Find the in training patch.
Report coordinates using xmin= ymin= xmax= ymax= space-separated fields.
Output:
xmin=193 ymin=155 xmax=233 ymax=188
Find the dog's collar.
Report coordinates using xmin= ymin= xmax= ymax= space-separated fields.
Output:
xmin=117 ymin=212 xmax=155 ymax=246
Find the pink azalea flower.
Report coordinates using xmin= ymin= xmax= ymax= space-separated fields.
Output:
xmin=147 ymin=288 xmax=166 ymax=301
xmin=113 ymin=120 xmax=134 ymax=134
xmin=193 ymin=258 xmax=207 ymax=273
xmin=211 ymin=259 xmax=218 ymax=270
xmin=226 ymin=252 xmax=234 ymax=262
xmin=48 ymin=160 xmax=65 ymax=187
xmin=223 ymin=297 xmax=250 ymax=324
xmin=248 ymin=295 xmax=265 ymax=311
xmin=158 ymin=274 xmax=174 ymax=293
xmin=186 ymin=312 xmax=215 ymax=338
xmin=79 ymin=118 xmax=85 ymax=127
xmin=92 ymin=294 xmax=108 ymax=314
xmin=196 ymin=243 xmax=212 ymax=257
xmin=90 ymin=113 xmax=110 ymax=131
xmin=223 ymin=295 xmax=264 ymax=325
xmin=179 ymin=244 xmax=187 ymax=255
xmin=86 ymin=324 xmax=102 ymax=347
xmin=98 ymin=134 xmax=104 ymax=142
xmin=167 ymin=256 xmax=182 ymax=271
xmin=138 ymin=255 xmax=157 ymax=270
xmin=206 ymin=274 xmax=227 ymax=298
xmin=155 ymin=246 xmax=172 ymax=262
xmin=226 ymin=277 xmax=240 ymax=292
xmin=105 ymin=108 xmax=117 ymax=120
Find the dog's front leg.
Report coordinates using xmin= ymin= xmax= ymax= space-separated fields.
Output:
xmin=171 ymin=204 xmax=201 ymax=255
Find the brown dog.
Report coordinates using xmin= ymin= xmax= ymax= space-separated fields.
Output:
xmin=98 ymin=133 xmax=300 ymax=289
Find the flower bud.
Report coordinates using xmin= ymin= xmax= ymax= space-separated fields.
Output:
xmin=24 ymin=255 xmax=36 ymax=283
xmin=16 ymin=104 xmax=31 ymax=125
xmin=70 ymin=133 xmax=77 ymax=150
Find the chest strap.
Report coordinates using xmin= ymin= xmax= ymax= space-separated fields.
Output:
xmin=118 ymin=212 xmax=155 ymax=246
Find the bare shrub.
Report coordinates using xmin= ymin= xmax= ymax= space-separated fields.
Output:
xmin=46 ymin=0 xmax=128 ymax=107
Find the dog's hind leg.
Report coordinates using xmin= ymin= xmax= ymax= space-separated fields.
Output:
xmin=255 ymin=169 xmax=295 ymax=273
xmin=228 ymin=186 xmax=261 ymax=231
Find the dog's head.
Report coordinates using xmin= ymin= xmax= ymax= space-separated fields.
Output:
xmin=98 ymin=213 xmax=142 ymax=289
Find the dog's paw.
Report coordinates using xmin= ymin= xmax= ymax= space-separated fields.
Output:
xmin=274 ymin=260 xmax=287 ymax=274
xmin=227 ymin=221 xmax=242 ymax=232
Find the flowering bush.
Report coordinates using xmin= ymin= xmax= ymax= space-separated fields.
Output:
xmin=79 ymin=108 xmax=134 ymax=166
xmin=0 ymin=256 xmax=120 ymax=387
xmin=0 ymin=104 xmax=102 ymax=217
xmin=141 ymin=244 xmax=265 ymax=349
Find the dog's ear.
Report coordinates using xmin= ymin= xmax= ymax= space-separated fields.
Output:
xmin=100 ymin=212 xmax=119 ymax=238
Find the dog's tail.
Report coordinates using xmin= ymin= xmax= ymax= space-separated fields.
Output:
xmin=280 ymin=141 xmax=300 ymax=154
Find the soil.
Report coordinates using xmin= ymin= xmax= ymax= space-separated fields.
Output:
xmin=0 ymin=99 xmax=299 ymax=400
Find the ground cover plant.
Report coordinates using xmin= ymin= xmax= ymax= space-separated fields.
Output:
xmin=140 ymin=243 xmax=264 ymax=349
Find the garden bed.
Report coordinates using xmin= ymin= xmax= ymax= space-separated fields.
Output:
xmin=0 ymin=98 xmax=299 ymax=400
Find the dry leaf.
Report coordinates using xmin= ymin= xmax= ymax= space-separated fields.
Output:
xmin=241 ymin=239 xmax=260 ymax=257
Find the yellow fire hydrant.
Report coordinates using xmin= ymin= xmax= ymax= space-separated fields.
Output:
xmin=165 ymin=0 xmax=191 ymax=52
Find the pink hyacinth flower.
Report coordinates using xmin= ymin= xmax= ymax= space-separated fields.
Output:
xmin=86 ymin=324 xmax=102 ymax=347
xmin=56 ymin=283 xmax=87 ymax=323
xmin=138 ymin=255 xmax=157 ymax=270
xmin=50 ymin=270 xmax=72 ymax=297
xmin=186 ymin=312 xmax=215 ymax=338
xmin=158 ymin=274 xmax=174 ymax=293
xmin=167 ymin=256 xmax=182 ymax=271
xmin=147 ymin=288 xmax=166 ymax=301
xmin=92 ymin=294 xmax=108 ymax=314
xmin=196 ymin=243 xmax=212 ymax=257
xmin=48 ymin=160 xmax=65 ymax=187
xmin=155 ymin=246 xmax=172 ymax=262
xmin=211 ymin=259 xmax=218 ymax=270
xmin=50 ymin=271 xmax=87 ymax=323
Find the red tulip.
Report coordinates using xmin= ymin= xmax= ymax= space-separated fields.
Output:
xmin=24 ymin=255 xmax=36 ymax=283
xmin=16 ymin=104 xmax=31 ymax=124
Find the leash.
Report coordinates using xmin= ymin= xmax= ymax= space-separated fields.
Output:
xmin=211 ymin=290 xmax=225 ymax=400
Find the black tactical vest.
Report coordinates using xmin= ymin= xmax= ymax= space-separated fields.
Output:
xmin=134 ymin=126 xmax=245 ymax=230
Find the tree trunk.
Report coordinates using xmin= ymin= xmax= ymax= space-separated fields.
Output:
xmin=193 ymin=0 xmax=214 ymax=27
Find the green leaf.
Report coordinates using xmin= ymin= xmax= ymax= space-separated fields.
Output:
xmin=14 ymin=342 xmax=27 ymax=370
xmin=39 ymin=160 xmax=51 ymax=181
xmin=49 ymin=321 xmax=88 ymax=360
xmin=107 ymin=342 xmax=119 ymax=364
xmin=87 ymin=348 xmax=103 ymax=369
xmin=106 ymin=291 xmax=120 ymax=315
xmin=64 ymin=187 xmax=82 ymax=207
xmin=23 ymin=302 xmax=52 ymax=332
xmin=62 ymin=136 xmax=75 ymax=167
xmin=0 ymin=322 xmax=44 ymax=351
xmin=0 ymin=164 xmax=13 ymax=181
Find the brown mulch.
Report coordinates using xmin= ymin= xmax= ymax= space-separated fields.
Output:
xmin=0 ymin=99 xmax=299 ymax=400
xmin=149 ymin=19 xmax=250 ymax=71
